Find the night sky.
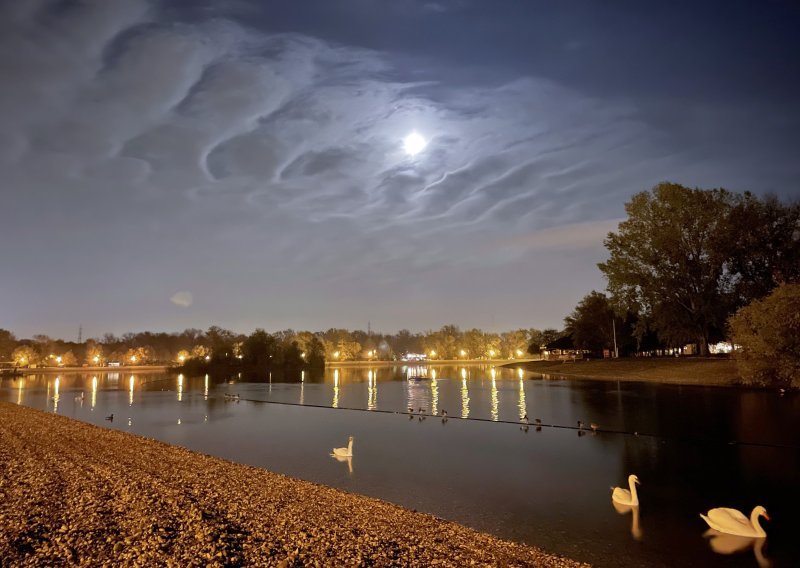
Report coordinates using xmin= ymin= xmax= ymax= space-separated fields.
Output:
xmin=2 ymin=0 xmax=799 ymax=338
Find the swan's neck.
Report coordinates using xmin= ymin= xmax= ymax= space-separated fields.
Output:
xmin=628 ymin=478 xmax=639 ymax=502
xmin=750 ymin=509 xmax=766 ymax=537
xmin=347 ymin=439 xmax=353 ymax=452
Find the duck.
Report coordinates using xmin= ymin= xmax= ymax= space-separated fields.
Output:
xmin=521 ymin=414 xmax=529 ymax=425
xmin=590 ymin=422 xmax=599 ymax=433
xmin=700 ymin=506 xmax=769 ymax=538
xmin=534 ymin=418 xmax=542 ymax=426
xmin=105 ymin=413 xmax=114 ymax=422
xmin=612 ymin=474 xmax=640 ymax=506
xmin=577 ymin=420 xmax=585 ymax=430
xmin=441 ymin=410 xmax=448 ymax=424
xmin=74 ymin=391 xmax=85 ymax=402
xmin=332 ymin=436 xmax=353 ymax=458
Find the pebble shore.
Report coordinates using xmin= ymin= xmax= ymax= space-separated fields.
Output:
xmin=0 ymin=402 xmax=588 ymax=567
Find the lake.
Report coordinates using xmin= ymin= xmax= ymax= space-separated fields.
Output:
xmin=2 ymin=364 xmax=798 ymax=567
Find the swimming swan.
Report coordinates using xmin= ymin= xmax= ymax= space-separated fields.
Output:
xmin=612 ymin=474 xmax=640 ymax=506
xmin=332 ymin=436 xmax=353 ymax=458
xmin=700 ymin=506 xmax=768 ymax=538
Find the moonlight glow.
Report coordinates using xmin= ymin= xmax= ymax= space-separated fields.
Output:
xmin=403 ymin=132 xmax=427 ymax=156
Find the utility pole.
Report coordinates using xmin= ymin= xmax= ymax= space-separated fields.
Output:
xmin=612 ymin=319 xmax=618 ymax=358
xmin=78 ymin=324 xmax=82 ymax=344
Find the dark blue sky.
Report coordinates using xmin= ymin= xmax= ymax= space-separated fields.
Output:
xmin=1 ymin=0 xmax=799 ymax=339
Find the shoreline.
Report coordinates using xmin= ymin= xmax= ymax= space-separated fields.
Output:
xmin=0 ymin=402 xmax=586 ymax=567
xmin=505 ymin=358 xmax=743 ymax=387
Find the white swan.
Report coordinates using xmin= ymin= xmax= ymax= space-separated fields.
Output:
xmin=612 ymin=474 xmax=640 ymax=506
xmin=332 ymin=436 xmax=353 ymax=458
xmin=700 ymin=506 xmax=768 ymax=538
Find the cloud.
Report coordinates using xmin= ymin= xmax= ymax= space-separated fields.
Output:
xmin=2 ymin=0 xmax=797 ymax=337
xmin=170 ymin=291 xmax=193 ymax=308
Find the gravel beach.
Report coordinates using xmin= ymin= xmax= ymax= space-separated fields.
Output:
xmin=0 ymin=402 xmax=588 ymax=567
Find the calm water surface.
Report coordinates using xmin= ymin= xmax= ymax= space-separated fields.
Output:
xmin=2 ymin=365 xmax=799 ymax=567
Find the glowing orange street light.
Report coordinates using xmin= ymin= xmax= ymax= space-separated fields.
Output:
xmin=130 ymin=356 xmax=137 ymax=363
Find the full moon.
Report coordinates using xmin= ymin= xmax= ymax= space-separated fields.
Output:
xmin=403 ymin=131 xmax=427 ymax=156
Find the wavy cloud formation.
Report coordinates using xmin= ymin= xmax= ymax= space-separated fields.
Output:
xmin=1 ymin=0 xmax=796 ymax=335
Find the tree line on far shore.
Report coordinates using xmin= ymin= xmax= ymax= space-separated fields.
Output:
xmin=0 ymin=325 xmax=559 ymax=372
xmin=561 ymin=183 xmax=799 ymax=387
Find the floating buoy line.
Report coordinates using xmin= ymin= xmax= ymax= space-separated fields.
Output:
xmin=212 ymin=395 xmax=800 ymax=451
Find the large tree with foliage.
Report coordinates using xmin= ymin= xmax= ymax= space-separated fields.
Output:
xmin=564 ymin=292 xmax=627 ymax=356
xmin=599 ymin=183 xmax=745 ymax=355
xmin=728 ymin=284 xmax=800 ymax=388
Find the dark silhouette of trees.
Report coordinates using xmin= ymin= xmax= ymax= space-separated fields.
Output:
xmin=599 ymin=183 xmax=798 ymax=355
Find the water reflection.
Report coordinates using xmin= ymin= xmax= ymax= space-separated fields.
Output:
xmin=177 ymin=374 xmax=183 ymax=402
xmin=461 ymin=375 xmax=470 ymax=418
xmin=333 ymin=454 xmax=353 ymax=475
xmin=129 ymin=375 xmax=135 ymax=406
xmin=332 ymin=369 xmax=339 ymax=409
xmin=53 ymin=376 xmax=60 ymax=413
xmin=3 ymin=366 xmax=798 ymax=568
xmin=431 ymin=375 xmax=439 ymax=416
xmin=704 ymin=530 xmax=770 ymax=567
xmin=490 ymin=372 xmax=499 ymax=422
xmin=367 ymin=370 xmax=377 ymax=410
xmin=612 ymin=501 xmax=643 ymax=541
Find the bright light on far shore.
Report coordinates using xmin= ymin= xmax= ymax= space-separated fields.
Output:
xmin=403 ymin=131 xmax=427 ymax=156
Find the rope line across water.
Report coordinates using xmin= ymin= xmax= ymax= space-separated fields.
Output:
xmin=209 ymin=395 xmax=800 ymax=451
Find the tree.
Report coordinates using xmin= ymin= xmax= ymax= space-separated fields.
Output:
xmin=599 ymin=183 xmax=742 ymax=355
xmin=241 ymin=329 xmax=277 ymax=368
xmin=0 ymin=329 xmax=17 ymax=360
xmin=727 ymin=194 xmax=800 ymax=302
xmin=60 ymin=351 xmax=78 ymax=367
xmin=12 ymin=346 xmax=38 ymax=367
xmin=564 ymin=292 xmax=624 ymax=356
xmin=85 ymin=341 xmax=104 ymax=365
xmin=501 ymin=330 xmax=529 ymax=358
xmin=728 ymin=283 xmax=800 ymax=387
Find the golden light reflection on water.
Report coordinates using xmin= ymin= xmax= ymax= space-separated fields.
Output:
xmin=461 ymin=376 xmax=470 ymax=418
xmin=177 ymin=374 xmax=183 ymax=402
xmin=129 ymin=376 xmax=135 ymax=406
xmin=204 ymin=374 xmax=209 ymax=399
xmin=491 ymin=375 xmax=499 ymax=422
xmin=17 ymin=378 xmax=25 ymax=405
xmin=431 ymin=375 xmax=439 ymax=416
xmin=367 ymin=370 xmax=377 ymax=410
xmin=91 ymin=376 xmax=97 ymax=409
xmin=518 ymin=378 xmax=527 ymax=420
xmin=332 ymin=369 xmax=339 ymax=408
xmin=53 ymin=376 xmax=60 ymax=413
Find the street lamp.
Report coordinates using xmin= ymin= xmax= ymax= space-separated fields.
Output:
xmin=93 ymin=355 xmax=100 ymax=364
xmin=56 ymin=356 xmax=62 ymax=365
xmin=429 ymin=350 xmax=437 ymax=358
xmin=489 ymin=349 xmax=495 ymax=358
xmin=130 ymin=356 xmax=137 ymax=363
xmin=333 ymin=351 xmax=340 ymax=359
xmin=460 ymin=349 xmax=467 ymax=358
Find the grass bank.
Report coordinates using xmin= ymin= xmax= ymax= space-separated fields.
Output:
xmin=0 ymin=402 xmax=585 ymax=567
xmin=507 ymin=357 xmax=742 ymax=387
